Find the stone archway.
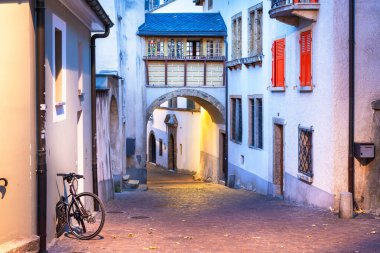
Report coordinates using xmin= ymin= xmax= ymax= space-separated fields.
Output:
xmin=146 ymin=89 xmax=225 ymax=124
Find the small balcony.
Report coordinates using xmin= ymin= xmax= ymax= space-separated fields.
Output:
xmin=269 ymin=0 xmax=320 ymax=26
xmin=143 ymin=55 xmax=226 ymax=87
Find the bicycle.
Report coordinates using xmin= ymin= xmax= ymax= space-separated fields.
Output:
xmin=56 ymin=173 xmax=105 ymax=240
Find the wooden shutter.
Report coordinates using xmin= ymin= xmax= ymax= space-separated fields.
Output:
xmin=300 ymin=30 xmax=312 ymax=86
xmin=275 ymin=39 xmax=285 ymax=87
xmin=271 ymin=42 xmax=275 ymax=85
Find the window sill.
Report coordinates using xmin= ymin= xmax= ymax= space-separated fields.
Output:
xmin=270 ymin=86 xmax=286 ymax=92
xmin=248 ymin=145 xmax=263 ymax=151
xmin=298 ymin=85 xmax=313 ymax=92
xmin=55 ymin=102 xmax=66 ymax=107
xmin=230 ymin=139 xmax=242 ymax=145
xmin=297 ymin=173 xmax=313 ymax=184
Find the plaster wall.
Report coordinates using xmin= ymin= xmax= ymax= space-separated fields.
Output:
xmin=152 ymin=0 xmax=202 ymax=13
xmin=44 ymin=1 xmax=93 ymax=243
xmin=147 ymin=106 xmax=201 ymax=172
xmin=348 ymin=0 xmax=380 ymax=211
xmin=0 ymin=1 xmax=37 ymax=245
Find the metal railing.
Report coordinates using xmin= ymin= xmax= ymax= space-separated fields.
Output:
xmin=271 ymin=0 xmax=318 ymax=8
xmin=143 ymin=55 xmax=225 ymax=61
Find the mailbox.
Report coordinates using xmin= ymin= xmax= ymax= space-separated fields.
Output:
xmin=354 ymin=143 xmax=375 ymax=159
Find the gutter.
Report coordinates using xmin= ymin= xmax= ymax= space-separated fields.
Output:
xmin=224 ymin=37 xmax=229 ymax=186
xmin=35 ymin=0 xmax=47 ymax=252
xmin=348 ymin=0 xmax=358 ymax=210
xmin=88 ymin=1 xmax=114 ymax=198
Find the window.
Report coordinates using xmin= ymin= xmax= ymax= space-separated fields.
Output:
xmin=187 ymin=99 xmax=195 ymax=110
xmin=248 ymin=3 xmax=263 ymax=56
xmin=300 ymin=30 xmax=312 ymax=87
xmin=231 ymin=97 xmax=242 ymax=143
xmin=208 ymin=0 xmax=213 ymax=10
xmin=206 ymin=39 xmax=223 ymax=57
xmin=168 ymin=38 xmax=175 ymax=57
xmin=53 ymin=14 xmax=66 ymax=122
xmin=298 ymin=126 xmax=313 ymax=178
xmin=271 ymin=38 xmax=285 ymax=87
xmin=77 ymin=42 xmax=83 ymax=95
xmin=159 ymin=139 xmax=163 ymax=156
xmin=176 ymin=40 xmax=184 ymax=57
xmin=249 ymin=96 xmax=263 ymax=149
xmin=186 ymin=41 xmax=201 ymax=57
xmin=148 ymin=38 xmax=164 ymax=57
xmin=168 ymin=98 xmax=177 ymax=108
xmin=231 ymin=13 xmax=242 ymax=60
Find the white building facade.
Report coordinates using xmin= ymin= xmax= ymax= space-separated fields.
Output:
xmin=196 ymin=0 xmax=380 ymax=211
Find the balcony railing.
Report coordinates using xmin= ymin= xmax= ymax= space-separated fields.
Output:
xmin=143 ymin=55 xmax=226 ymax=62
xmin=271 ymin=0 xmax=318 ymax=8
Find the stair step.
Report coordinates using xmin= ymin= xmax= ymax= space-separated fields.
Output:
xmin=127 ymin=180 xmax=140 ymax=189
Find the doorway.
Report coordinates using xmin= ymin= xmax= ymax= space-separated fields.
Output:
xmin=149 ymin=132 xmax=156 ymax=163
xmin=219 ymin=131 xmax=227 ymax=183
xmin=273 ymin=123 xmax=284 ymax=196
xmin=168 ymin=133 xmax=176 ymax=170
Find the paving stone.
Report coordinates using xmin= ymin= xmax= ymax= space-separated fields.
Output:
xmin=48 ymin=167 xmax=380 ymax=253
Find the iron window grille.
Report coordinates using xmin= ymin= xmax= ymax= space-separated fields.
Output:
xmin=159 ymin=139 xmax=163 ymax=156
xmin=298 ymin=125 xmax=313 ymax=177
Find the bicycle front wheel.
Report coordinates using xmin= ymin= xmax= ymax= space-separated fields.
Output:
xmin=68 ymin=192 xmax=105 ymax=240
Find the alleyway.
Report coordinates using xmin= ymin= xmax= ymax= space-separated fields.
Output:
xmin=49 ymin=167 xmax=380 ymax=253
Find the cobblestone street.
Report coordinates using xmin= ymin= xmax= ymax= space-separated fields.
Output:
xmin=49 ymin=167 xmax=380 ymax=253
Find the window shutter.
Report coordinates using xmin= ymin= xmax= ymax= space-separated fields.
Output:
xmin=275 ymin=39 xmax=285 ymax=87
xmin=300 ymin=31 xmax=312 ymax=86
xmin=271 ymin=42 xmax=275 ymax=85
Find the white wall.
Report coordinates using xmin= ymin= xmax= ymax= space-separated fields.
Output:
xmin=147 ymin=106 xmax=201 ymax=172
xmin=153 ymin=0 xmax=202 ymax=13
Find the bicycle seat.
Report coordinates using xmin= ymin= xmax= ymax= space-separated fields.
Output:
xmin=57 ymin=173 xmax=84 ymax=181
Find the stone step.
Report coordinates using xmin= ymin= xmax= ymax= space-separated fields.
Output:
xmin=127 ymin=179 xmax=140 ymax=189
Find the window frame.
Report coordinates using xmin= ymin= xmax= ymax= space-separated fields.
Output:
xmin=248 ymin=95 xmax=263 ymax=150
xmin=230 ymin=96 xmax=242 ymax=143
xmin=52 ymin=14 xmax=67 ymax=122
xmin=231 ymin=12 xmax=242 ymax=60
xmin=248 ymin=3 xmax=263 ymax=57
xmin=298 ymin=125 xmax=314 ymax=182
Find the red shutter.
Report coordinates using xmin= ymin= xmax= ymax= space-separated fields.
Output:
xmin=271 ymin=42 xmax=275 ymax=85
xmin=300 ymin=31 xmax=312 ymax=86
xmin=275 ymin=39 xmax=285 ymax=87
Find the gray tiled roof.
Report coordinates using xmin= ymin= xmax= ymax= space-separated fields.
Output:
xmin=137 ymin=13 xmax=227 ymax=37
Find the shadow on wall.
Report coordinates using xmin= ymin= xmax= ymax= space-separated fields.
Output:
xmin=0 ymin=178 xmax=8 ymax=199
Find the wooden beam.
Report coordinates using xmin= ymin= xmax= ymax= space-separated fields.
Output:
xmin=165 ymin=60 xmax=168 ymax=85
xmin=203 ymin=60 xmax=207 ymax=86
xmin=144 ymin=60 xmax=149 ymax=85
xmin=184 ymin=60 xmax=187 ymax=86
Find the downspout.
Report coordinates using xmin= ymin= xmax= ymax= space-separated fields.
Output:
xmin=90 ymin=26 xmax=111 ymax=198
xmin=224 ymin=37 xmax=229 ymax=186
xmin=36 ymin=0 xmax=47 ymax=251
xmin=348 ymin=0 xmax=357 ymax=209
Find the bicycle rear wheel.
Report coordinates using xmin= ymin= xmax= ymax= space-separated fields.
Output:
xmin=68 ymin=192 xmax=105 ymax=240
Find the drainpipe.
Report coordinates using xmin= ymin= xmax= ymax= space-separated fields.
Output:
xmin=224 ymin=37 xmax=229 ymax=186
xmin=348 ymin=0 xmax=357 ymax=209
xmin=36 ymin=0 xmax=47 ymax=251
xmin=90 ymin=26 xmax=111 ymax=198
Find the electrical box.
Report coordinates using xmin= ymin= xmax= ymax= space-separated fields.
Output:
xmin=354 ymin=143 xmax=375 ymax=159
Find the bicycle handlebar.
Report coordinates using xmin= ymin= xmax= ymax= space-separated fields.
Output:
xmin=57 ymin=173 xmax=84 ymax=181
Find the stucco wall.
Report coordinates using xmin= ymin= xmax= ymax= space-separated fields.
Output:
xmin=0 ymin=1 xmax=37 ymax=245
xmin=44 ymin=1 xmax=93 ymax=243
xmin=152 ymin=0 xmax=202 ymax=13
xmin=147 ymin=105 xmax=201 ymax=172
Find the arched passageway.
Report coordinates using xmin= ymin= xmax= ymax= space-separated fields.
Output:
xmin=146 ymin=89 xmax=227 ymax=185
